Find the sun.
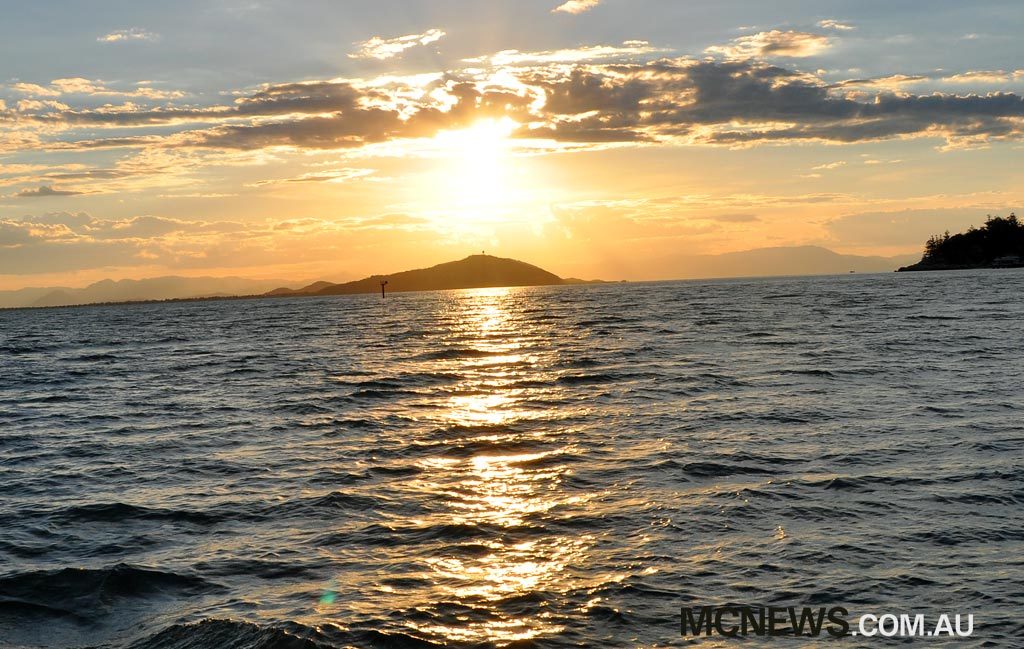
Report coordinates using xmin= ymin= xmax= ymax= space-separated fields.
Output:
xmin=432 ymin=117 xmax=520 ymax=218
xmin=406 ymin=116 xmax=554 ymax=234
xmin=435 ymin=117 xmax=518 ymax=166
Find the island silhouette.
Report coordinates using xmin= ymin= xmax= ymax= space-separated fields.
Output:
xmin=267 ymin=254 xmax=591 ymax=297
xmin=0 ymin=255 xmax=594 ymax=309
xmin=898 ymin=213 xmax=1024 ymax=271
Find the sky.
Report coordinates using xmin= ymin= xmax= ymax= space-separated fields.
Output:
xmin=1 ymin=0 xmax=1023 ymax=288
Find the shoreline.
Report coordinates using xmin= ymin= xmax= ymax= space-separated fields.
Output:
xmin=9 ymin=267 xmax=1024 ymax=312
xmin=897 ymin=262 xmax=1024 ymax=272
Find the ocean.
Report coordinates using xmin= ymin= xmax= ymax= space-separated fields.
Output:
xmin=1 ymin=270 xmax=1022 ymax=648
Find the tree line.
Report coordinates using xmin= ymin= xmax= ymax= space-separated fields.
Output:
xmin=921 ymin=213 xmax=1024 ymax=266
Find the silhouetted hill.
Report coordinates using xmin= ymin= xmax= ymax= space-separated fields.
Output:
xmin=655 ymin=245 xmax=915 ymax=279
xmin=266 ymin=281 xmax=335 ymax=296
xmin=898 ymin=213 xmax=1024 ymax=271
xmin=0 ymin=286 xmax=75 ymax=309
xmin=305 ymin=255 xmax=570 ymax=296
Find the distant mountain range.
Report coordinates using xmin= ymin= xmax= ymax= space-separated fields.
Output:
xmin=1 ymin=246 xmax=918 ymax=309
xmin=0 ymin=276 xmax=295 ymax=309
xmin=654 ymin=245 xmax=917 ymax=279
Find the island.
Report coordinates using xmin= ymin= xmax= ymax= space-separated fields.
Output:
xmin=268 ymin=254 xmax=595 ymax=297
xmin=897 ymin=213 xmax=1024 ymax=272
xmin=2 ymin=255 xmax=598 ymax=310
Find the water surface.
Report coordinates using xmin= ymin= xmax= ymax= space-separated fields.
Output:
xmin=1 ymin=271 xmax=1022 ymax=647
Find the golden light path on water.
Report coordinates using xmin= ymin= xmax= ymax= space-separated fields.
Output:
xmin=406 ymin=288 xmax=594 ymax=644
xmin=302 ymin=286 xmax=642 ymax=647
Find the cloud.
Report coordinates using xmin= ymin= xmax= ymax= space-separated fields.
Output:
xmin=349 ymin=29 xmax=445 ymax=60
xmin=89 ymin=215 xmax=199 ymax=239
xmin=552 ymin=0 xmax=601 ymax=14
xmin=708 ymin=213 xmax=760 ymax=223
xmin=15 ymin=185 xmax=84 ymax=198
xmin=357 ymin=213 xmax=428 ymax=228
xmin=16 ymin=99 xmax=70 ymax=112
xmin=31 ymin=78 xmax=536 ymax=150
xmin=837 ymin=69 xmax=1024 ymax=90
xmin=818 ymin=19 xmax=855 ymax=31
xmin=0 ymin=219 xmax=76 ymax=245
xmin=466 ymin=41 xmax=664 ymax=66
xmin=156 ymin=192 xmax=237 ymax=199
xmin=812 ymin=161 xmax=847 ymax=171
xmin=51 ymin=78 xmax=102 ymax=93
xmin=21 ymin=81 xmax=364 ymax=129
xmin=942 ymin=70 xmax=1024 ymax=84
xmin=19 ymin=211 xmax=94 ymax=227
xmin=9 ymin=82 xmax=61 ymax=97
xmin=9 ymin=77 xmax=184 ymax=99
xmin=251 ymin=168 xmax=376 ymax=186
xmin=0 ymin=211 xmax=439 ymax=275
xmin=539 ymin=60 xmax=1024 ymax=147
xmin=551 ymin=201 xmax=716 ymax=244
xmin=707 ymin=30 xmax=832 ymax=59
xmin=97 ymin=28 xmax=159 ymax=43
xmin=835 ymin=74 xmax=928 ymax=89
xmin=10 ymin=52 xmax=1024 ymax=158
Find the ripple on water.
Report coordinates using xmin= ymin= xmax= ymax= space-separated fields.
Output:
xmin=1 ymin=273 xmax=1023 ymax=647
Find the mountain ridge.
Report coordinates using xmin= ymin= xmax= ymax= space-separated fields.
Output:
xmin=653 ymin=245 xmax=915 ymax=279
xmin=0 ymin=276 xmax=297 ymax=309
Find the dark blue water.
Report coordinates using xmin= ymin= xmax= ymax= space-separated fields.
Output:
xmin=1 ymin=271 xmax=1022 ymax=648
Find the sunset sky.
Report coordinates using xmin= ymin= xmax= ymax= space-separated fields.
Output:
xmin=2 ymin=0 xmax=1023 ymax=288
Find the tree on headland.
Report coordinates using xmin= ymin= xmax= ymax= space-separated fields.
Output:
xmin=902 ymin=213 xmax=1024 ymax=270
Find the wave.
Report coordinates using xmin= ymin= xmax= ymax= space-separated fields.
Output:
xmin=262 ymin=491 xmax=384 ymax=517
xmin=320 ymin=520 xmax=545 ymax=548
xmin=810 ymin=475 xmax=939 ymax=492
xmin=0 ymin=344 xmax=47 ymax=355
xmin=680 ymin=462 xmax=775 ymax=478
xmin=932 ymin=491 xmax=1022 ymax=506
xmin=126 ymin=619 xmax=334 ymax=649
xmin=336 ymin=373 xmax=462 ymax=390
xmin=50 ymin=502 xmax=223 ymax=525
xmin=556 ymin=371 xmax=654 ymax=386
xmin=349 ymin=387 xmax=422 ymax=400
xmin=191 ymin=558 xmax=324 ymax=581
xmin=412 ymin=348 xmax=498 ymax=361
xmin=780 ymin=368 xmax=836 ymax=378
xmin=577 ymin=316 xmax=641 ymax=327
xmin=73 ymin=352 xmax=119 ymax=362
xmin=369 ymin=464 xmax=423 ymax=477
xmin=127 ymin=618 xmax=452 ymax=649
xmin=0 ymin=564 xmax=220 ymax=621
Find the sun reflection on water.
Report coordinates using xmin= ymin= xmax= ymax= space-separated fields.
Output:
xmin=413 ymin=288 xmax=591 ymax=644
xmin=312 ymin=287 xmax=598 ymax=646
xmin=411 ymin=448 xmax=590 ymax=643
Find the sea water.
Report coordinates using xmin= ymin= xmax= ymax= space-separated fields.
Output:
xmin=1 ymin=270 xmax=1022 ymax=647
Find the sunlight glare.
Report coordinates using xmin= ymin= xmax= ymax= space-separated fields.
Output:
xmin=433 ymin=117 xmax=519 ymax=218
